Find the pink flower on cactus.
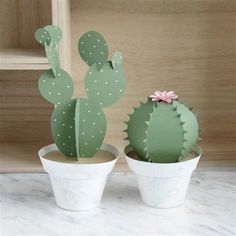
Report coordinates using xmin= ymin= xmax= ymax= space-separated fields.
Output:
xmin=149 ymin=91 xmax=178 ymax=103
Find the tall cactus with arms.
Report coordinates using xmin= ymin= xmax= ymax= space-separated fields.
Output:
xmin=124 ymin=91 xmax=200 ymax=163
xmin=35 ymin=26 xmax=126 ymax=159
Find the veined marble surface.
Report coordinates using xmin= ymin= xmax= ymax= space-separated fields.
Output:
xmin=0 ymin=170 xmax=235 ymax=236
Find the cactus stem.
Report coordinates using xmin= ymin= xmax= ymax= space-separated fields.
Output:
xmin=181 ymin=121 xmax=185 ymax=125
xmin=198 ymin=137 xmax=202 ymax=141
xmin=124 ymin=121 xmax=128 ymax=125
xmin=143 ymin=139 xmax=147 ymax=143
xmin=123 ymin=137 xmax=129 ymax=140
xmin=145 ymin=121 xmax=149 ymax=125
xmin=189 ymin=107 xmax=194 ymax=111
xmin=123 ymin=129 xmax=128 ymax=133
xmin=183 ymin=130 xmax=188 ymax=134
xmin=177 ymin=114 xmax=181 ymax=118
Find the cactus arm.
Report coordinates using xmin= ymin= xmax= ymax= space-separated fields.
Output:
xmin=35 ymin=26 xmax=61 ymax=77
xmin=78 ymin=31 xmax=108 ymax=71
xmin=44 ymin=25 xmax=62 ymax=47
xmin=51 ymin=99 xmax=77 ymax=157
xmin=85 ymin=62 xmax=126 ymax=107
xmin=38 ymin=68 xmax=74 ymax=105
xmin=45 ymin=44 xmax=60 ymax=76
xmin=126 ymin=100 xmax=156 ymax=161
xmin=76 ymin=98 xmax=106 ymax=157
xmin=36 ymin=26 xmax=125 ymax=160
xmin=172 ymin=101 xmax=199 ymax=161
xmin=36 ymin=25 xmax=74 ymax=105
xmin=146 ymin=102 xmax=184 ymax=163
xmin=34 ymin=28 xmax=51 ymax=46
xmin=111 ymin=51 xmax=122 ymax=69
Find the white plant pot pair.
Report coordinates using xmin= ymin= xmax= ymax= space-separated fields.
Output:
xmin=39 ymin=144 xmax=202 ymax=211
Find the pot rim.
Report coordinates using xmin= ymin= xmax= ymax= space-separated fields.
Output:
xmin=38 ymin=143 xmax=119 ymax=166
xmin=124 ymin=144 xmax=202 ymax=166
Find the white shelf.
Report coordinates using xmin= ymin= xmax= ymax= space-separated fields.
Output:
xmin=0 ymin=48 xmax=50 ymax=70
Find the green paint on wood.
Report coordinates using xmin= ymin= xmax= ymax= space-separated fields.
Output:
xmin=38 ymin=68 xmax=74 ymax=105
xmin=126 ymin=99 xmax=199 ymax=163
xmin=36 ymin=25 xmax=126 ymax=159
xmin=44 ymin=25 xmax=62 ymax=47
xmin=78 ymin=31 xmax=108 ymax=71
xmin=85 ymin=61 xmax=126 ymax=107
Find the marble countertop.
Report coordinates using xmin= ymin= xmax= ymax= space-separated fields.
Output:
xmin=0 ymin=170 xmax=235 ymax=236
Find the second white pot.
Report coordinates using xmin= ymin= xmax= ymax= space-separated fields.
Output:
xmin=39 ymin=143 xmax=119 ymax=211
xmin=125 ymin=145 xmax=202 ymax=209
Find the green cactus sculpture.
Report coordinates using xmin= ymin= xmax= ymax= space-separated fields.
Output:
xmin=78 ymin=31 xmax=108 ymax=71
xmin=35 ymin=25 xmax=126 ymax=159
xmin=124 ymin=91 xmax=200 ymax=163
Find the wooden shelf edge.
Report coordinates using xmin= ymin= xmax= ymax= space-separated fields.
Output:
xmin=0 ymin=63 xmax=50 ymax=70
xmin=0 ymin=48 xmax=49 ymax=70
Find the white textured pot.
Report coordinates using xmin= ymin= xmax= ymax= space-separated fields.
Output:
xmin=125 ymin=145 xmax=202 ymax=209
xmin=39 ymin=143 xmax=119 ymax=211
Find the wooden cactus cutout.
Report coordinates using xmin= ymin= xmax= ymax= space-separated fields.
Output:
xmin=125 ymin=92 xmax=199 ymax=163
xmin=38 ymin=68 xmax=74 ymax=105
xmin=78 ymin=31 xmax=108 ymax=71
xmin=44 ymin=25 xmax=62 ymax=47
xmin=35 ymin=25 xmax=62 ymax=77
xmin=85 ymin=61 xmax=126 ymax=107
xmin=35 ymin=25 xmax=126 ymax=159
xmin=112 ymin=51 xmax=122 ymax=69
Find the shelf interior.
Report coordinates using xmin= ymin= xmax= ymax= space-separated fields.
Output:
xmin=0 ymin=70 xmax=53 ymax=172
xmin=0 ymin=0 xmax=52 ymax=68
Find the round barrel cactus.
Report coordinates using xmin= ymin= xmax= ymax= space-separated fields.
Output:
xmin=125 ymin=91 xmax=199 ymax=163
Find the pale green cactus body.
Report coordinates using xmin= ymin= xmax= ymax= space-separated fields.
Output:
xmin=36 ymin=25 xmax=126 ymax=160
xmin=125 ymin=98 xmax=199 ymax=163
xmin=51 ymin=98 xmax=106 ymax=157
xmin=51 ymin=99 xmax=77 ymax=157
xmin=38 ymin=68 xmax=74 ymax=105
xmin=75 ymin=98 xmax=106 ymax=157
xmin=45 ymin=44 xmax=60 ymax=76
xmin=44 ymin=25 xmax=62 ymax=47
xmin=35 ymin=25 xmax=61 ymax=77
xmin=112 ymin=51 xmax=122 ymax=69
xmin=85 ymin=61 xmax=126 ymax=107
xmin=35 ymin=28 xmax=51 ymax=45
xmin=78 ymin=31 xmax=108 ymax=71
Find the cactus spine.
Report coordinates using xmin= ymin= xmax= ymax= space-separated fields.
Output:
xmin=35 ymin=26 xmax=126 ymax=159
xmin=125 ymin=93 xmax=199 ymax=163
